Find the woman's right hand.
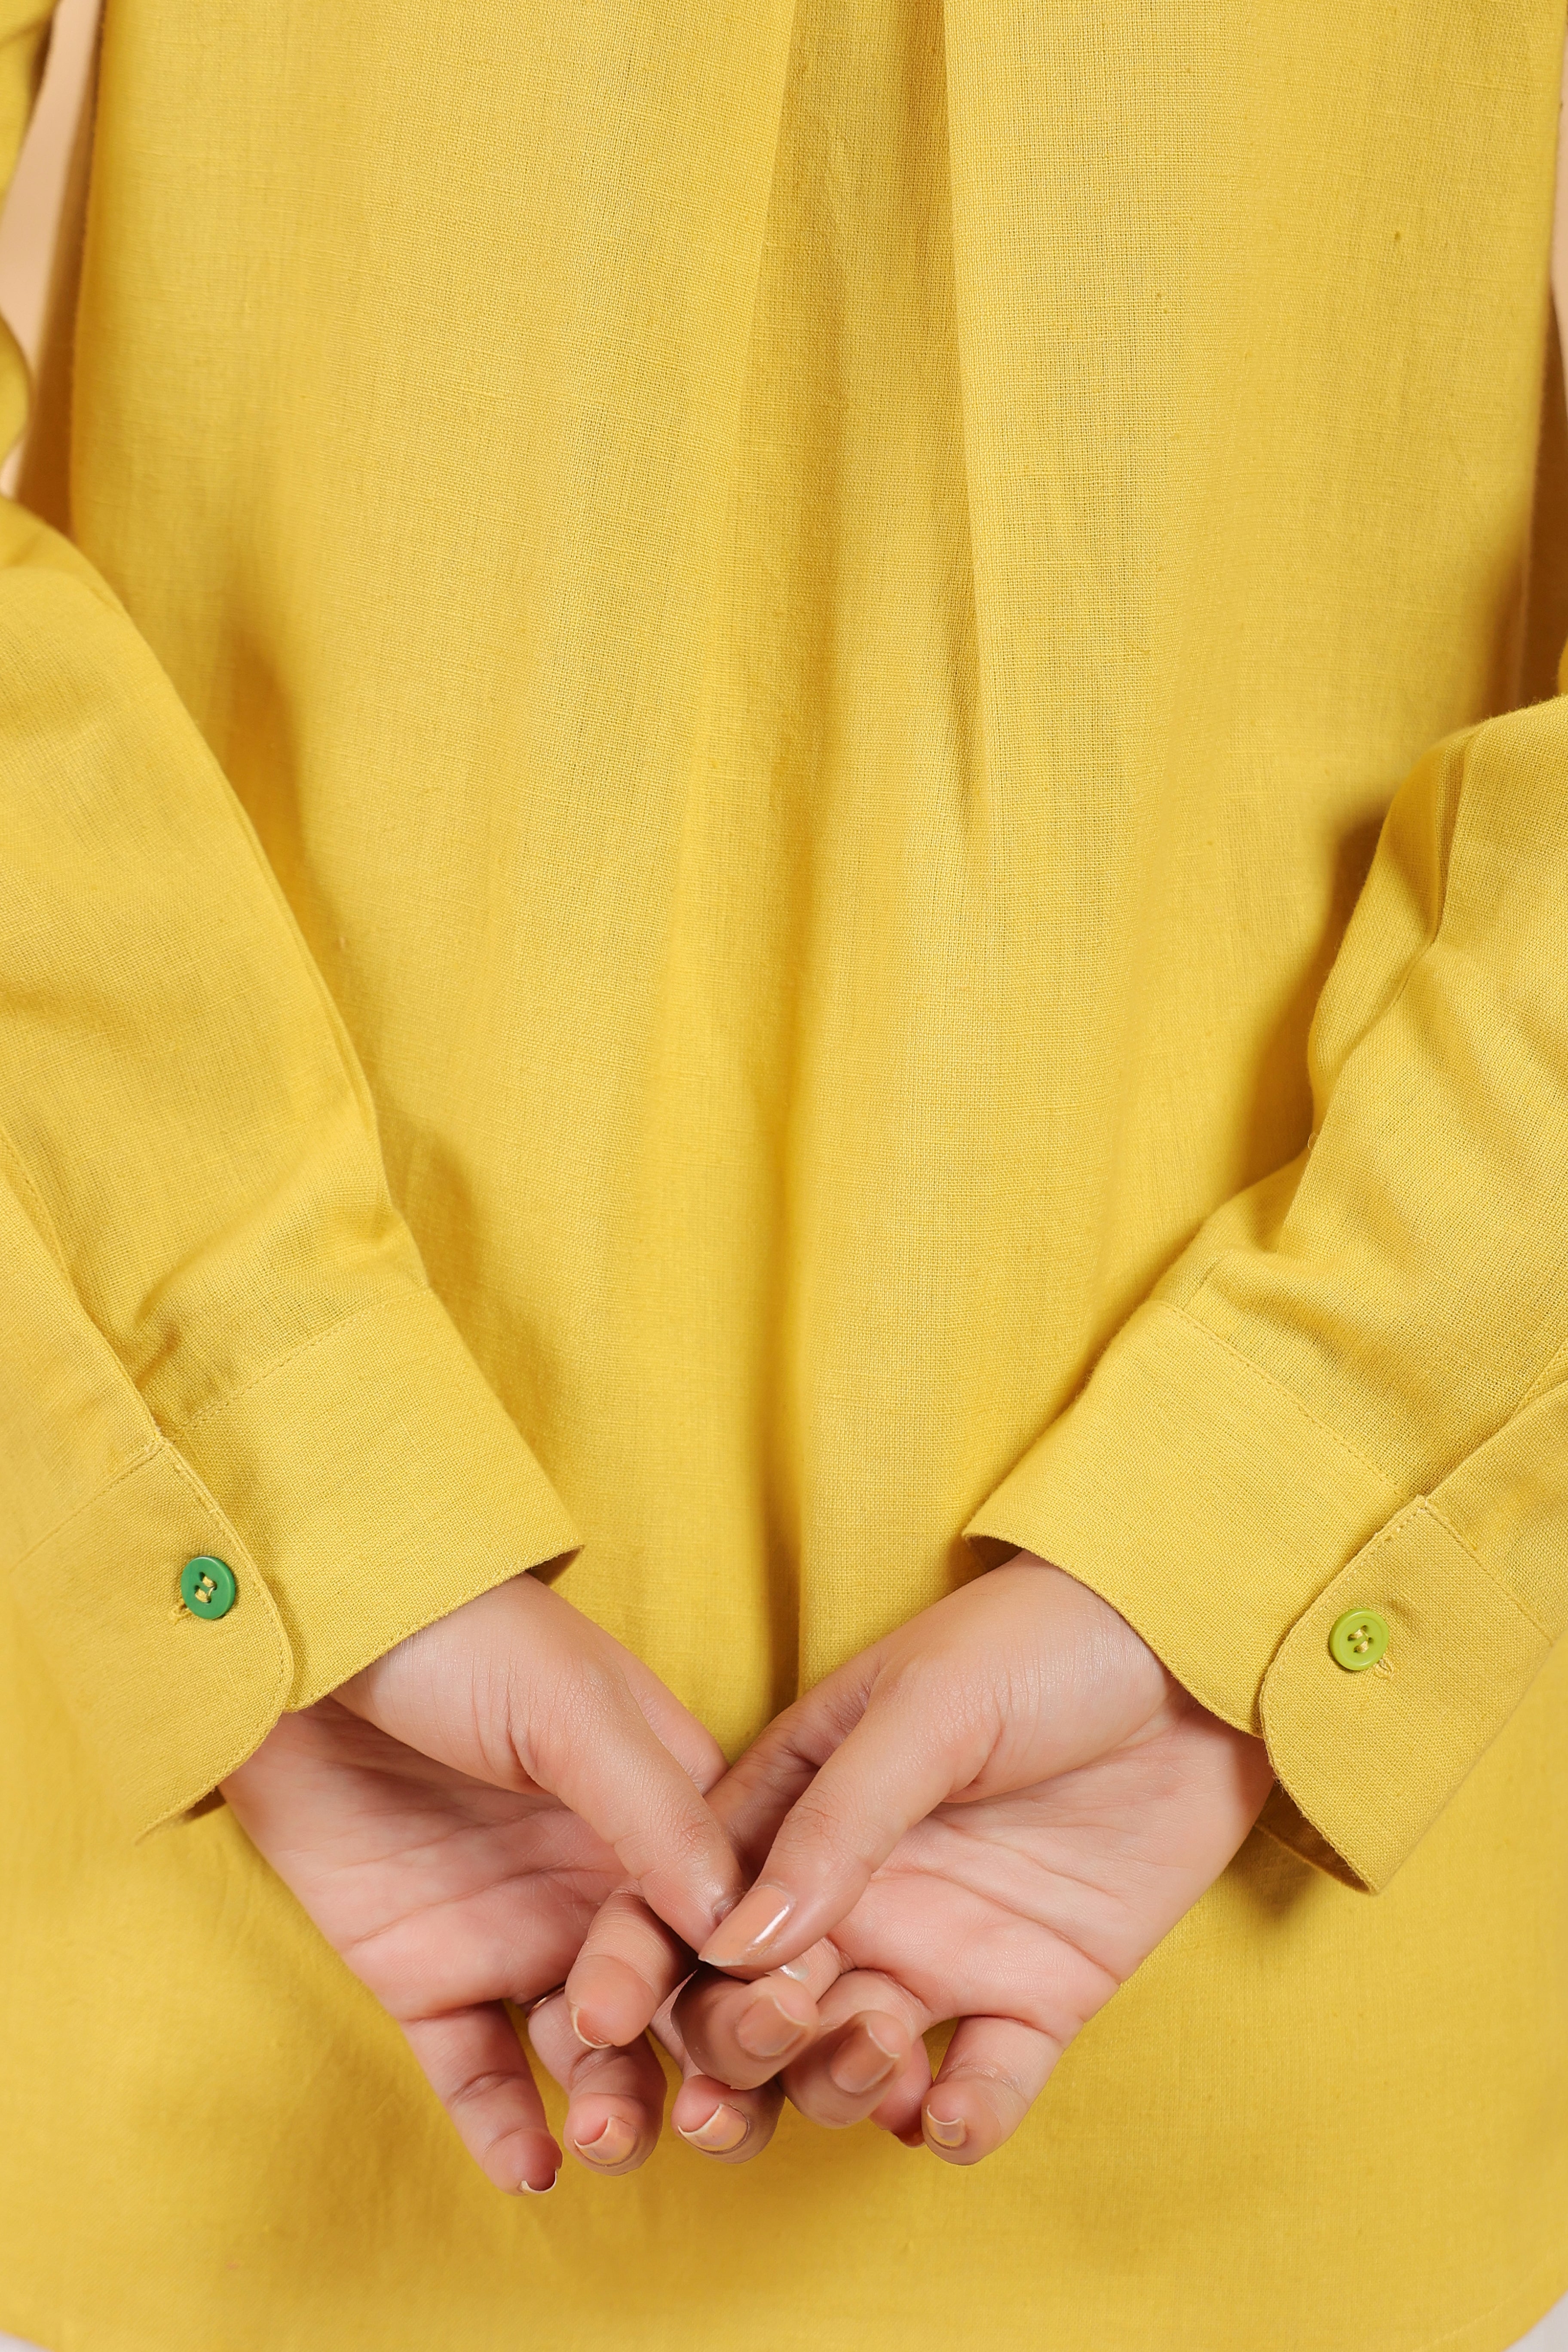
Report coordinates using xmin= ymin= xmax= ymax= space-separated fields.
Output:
xmin=561 ymin=1558 xmax=1272 ymax=2170
xmin=223 ymin=1573 xmax=766 ymax=2193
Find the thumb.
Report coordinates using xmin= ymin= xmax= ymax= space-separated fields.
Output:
xmin=340 ymin=1574 xmax=743 ymax=1952
xmin=696 ymin=1671 xmax=973 ymax=1972
xmin=522 ymin=1653 xmax=744 ymax=1949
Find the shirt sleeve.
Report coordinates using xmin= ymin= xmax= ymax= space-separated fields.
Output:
xmin=0 ymin=18 xmax=578 ymax=1837
xmin=968 ymin=695 xmax=1568 ymax=1891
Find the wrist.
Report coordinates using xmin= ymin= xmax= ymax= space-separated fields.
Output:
xmin=1006 ymin=1547 xmax=1177 ymax=1708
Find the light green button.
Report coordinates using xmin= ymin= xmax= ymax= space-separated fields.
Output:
xmin=180 ymin=1554 xmax=237 ymax=1620
xmin=1329 ymin=1606 xmax=1388 ymax=1672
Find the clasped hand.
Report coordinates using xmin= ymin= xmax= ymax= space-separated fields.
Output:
xmin=224 ymin=1557 xmax=1272 ymax=2193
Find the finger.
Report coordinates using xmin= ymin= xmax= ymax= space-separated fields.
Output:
xmin=783 ymin=2012 xmax=913 ymax=2128
xmin=674 ymin=1941 xmax=840 ymax=2091
xmin=693 ymin=1664 xmax=876 ymax=1870
xmin=526 ymin=1993 xmax=668 ymax=2176
xmin=778 ymin=1970 xmax=926 ymax=2132
xmin=402 ymin=2004 xmax=560 ymax=2194
xmin=772 ymin=1964 xmax=934 ymax=2140
xmin=669 ymin=2067 xmax=786 ymax=2164
xmin=699 ymin=1685 xmax=973 ymax=1971
xmin=557 ymin=1720 xmax=851 ymax=2058
xmin=526 ymin=1652 xmax=745 ymax=1951
xmin=650 ymin=1994 xmax=787 ymax=2164
xmin=919 ymin=2015 xmax=1063 ymax=2166
xmin=343 ymin=1577 xmax=743 ymax=1951
xmin=609 ymin=1643 xmax=727 ymax=1795
xmin=562 ymin=1885 xmax=695 ymax=2054
xmin=871 ymin=2036 xmax=935 ymax=2146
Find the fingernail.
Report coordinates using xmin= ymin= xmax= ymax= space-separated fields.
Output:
xmin=569 ymin=2005 xmax=615 ymax=2051
xmin=571 ymin=2115 xmax=637 ymax=2168
xmin=924 ymin=2109 xmax=967 ymax=2150
xmin=829 ymin=2022 xmax=902 ymax=2097
xmin=676 ymin=2102 xmax=751 ymax=2155
xmin=699 ymin=1881 xmax=794 ymax=1967
xmin=519 ymin=2169 xmax=558 ymax=2194
xmin=734 ymin=1991 xmax=808 ymax=2061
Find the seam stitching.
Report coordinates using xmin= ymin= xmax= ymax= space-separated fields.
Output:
xmin=157 ymin=1441 xmax=294 ymax=1681
xmin=1416 ymin=2247 xmax=1568 ymax=2352
xmin=168 ymin=1288 xmax=432 ymax=1433
xmin=1417 ymin=1496 xmax=1554 ymax=1645
xmin=285 ymin=1531 xmax=579 ymax=1714
xmin=0 ymin=1114 xmax=71 ymax=1272
xmin=4 ymin=1435 xmax=165 ymax=1580
xmin=3 ymin=1433 xmax=295 ymax=1835
xmin=1515 ymin=1331 xmax=1568 ymax=1417
xmin=1158 ymin=1300 xmax=1402 ymax=1495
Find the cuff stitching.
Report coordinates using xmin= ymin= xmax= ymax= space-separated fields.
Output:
xmin=165 ymin=1287 xmax=432 ymax=1434
xmin=1419 ymin=1496 xmax=1553 ymax=1646
xmin=286 ymin=1543 xmax=576 ymax=1713
xmin=1161 ymin=1300 xmax=1400 ymax=1497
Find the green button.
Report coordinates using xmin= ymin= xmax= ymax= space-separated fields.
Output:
xmin=1329 ymin=1606 xmax=1388 ymax=1672
xmin=180 ymin=1554 xmax=237 ymax=1620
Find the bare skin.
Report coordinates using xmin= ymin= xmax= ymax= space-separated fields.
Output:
xmin=560 ymin=1558 xmax=1274 ymax=2166
xmin=226 ymin=1556 xmax=1273 ymax=2184
xmin=222 ymin=1573 xmax=771 ymax=2192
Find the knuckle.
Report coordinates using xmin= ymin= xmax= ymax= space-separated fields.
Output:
xmin=521 ymin=1653 xmax=640 ymax=1781
xmin=782 ymin=1782 xmax=866 ymax=1870
xmin=784 ymin=2070 xmax=852 ymax=2130
xmin=671 ymin=1996 xmax=722 ymax=2068
xmin=545 ymin=1654 xmax=631 ymax=1740
xmin=949 ymin=2058 xmax=1026 ymax=2104
xmin=444 ymin=2066 xmax=522 ymax=2120
xmin=946 ymin=2041 xmax=1057 ymax=2125
xmin=879 ymin=1650 xmax=992 ymax=1750
xmin=649 ymin=1792 xmax=710 ymax=1854
xmin=567 ymin=2043 xmax=632 ymax=2090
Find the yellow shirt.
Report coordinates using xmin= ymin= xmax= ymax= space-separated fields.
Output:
xmin=2 ymin=0 xmax=1567 ymax=2344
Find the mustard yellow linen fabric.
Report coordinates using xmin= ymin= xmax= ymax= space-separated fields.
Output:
xmin=2 ymin=0 xmax=1568 ymax=2343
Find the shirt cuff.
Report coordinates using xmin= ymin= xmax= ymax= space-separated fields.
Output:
xmin=9 ymin=1286 xmax=580 ymax=1835
xmin=964 ymin=1298 xmax=1554 ymax=1890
